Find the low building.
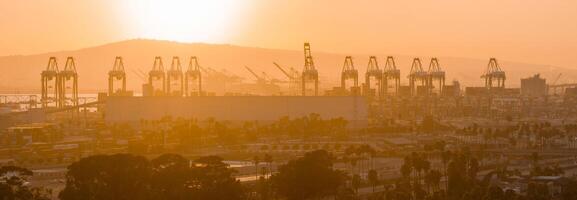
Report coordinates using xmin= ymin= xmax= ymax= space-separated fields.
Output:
xmin=105 ymin=96 xmax=368 ymax=128
xmin=0 ymin=123 xmax=62 ymax=146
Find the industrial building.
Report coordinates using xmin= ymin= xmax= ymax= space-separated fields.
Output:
xmin=105 ymin=96 xmax=368 ymax=128
xmin=521 ymin=74 xmax=547 ymax=96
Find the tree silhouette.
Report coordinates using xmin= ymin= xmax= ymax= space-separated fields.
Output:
xmin=59 ymin=154 xmax=152 ymax=200
xmin=272 ymin=150 xmax=345 ymax=200
xmin=59 ymin=154 xmax=244 ymax=200
xmin=0 ymin=166 xmax=51 ymax=200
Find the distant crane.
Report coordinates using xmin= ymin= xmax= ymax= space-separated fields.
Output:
xmin=552 ymin=73 xmax=562 ymax=86
xmin=382 ymin=56 xmax=400 ymax=95
xmin=341 ymin=56 xmax=359 ymax=95
xmin=167 ymin=56 xmax=184 ymax=96
xmin=149 ymin=56 xmax=166 ymax=96
xmin=273 ymin=62 xmax=300 ymax=96
xmin=108 ymin=56 xmax=126 ymax=96
xmin=59 ymin=57 xmax=79 ymax=108
xmin=365 ymin=56 xmax=383 ymax=97
xmin=245 ymin=66 xmax=270 ymax=84
xmin=41 ymin=57 xmax=60 ymax=108
xmin=427 ymin=58 xmax=445 ymax=95
xmin=481 ymin=58 xmax=506 ymax=90
xmin=185 ymin=56 xmax=202 ymax=96
xmin=548 ymin=73 xmax=563 ymax=95
xmin=408 ymin=58 xmax=428 ymax=96
xmin=301 ymin=43 xmax=319 ymax=96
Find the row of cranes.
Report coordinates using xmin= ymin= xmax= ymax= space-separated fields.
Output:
xmin=41 ymin=57 xmax=79 ymax=108
xmin=337 ymin=56 xmax=448 ymax=97
xmin=272 ymin=43 xmax=505 ymax=97
xmin=145 ymin=56 xmax=203 ymax=97
xmin=39 ymin=43 xmax=507 ymax=109
xmin=109 ymin=56 xmax=204 ymax=97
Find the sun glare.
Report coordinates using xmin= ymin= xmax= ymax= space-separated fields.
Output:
xmin=126 ymin=0 xmax=246 ymax=43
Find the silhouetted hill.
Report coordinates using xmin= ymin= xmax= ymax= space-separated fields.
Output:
xmin=0 ymin=39 xmax=575 ymax=93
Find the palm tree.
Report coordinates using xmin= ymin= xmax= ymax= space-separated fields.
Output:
xmin=531 ymin=152 xmax=539 ymax=168
xmin=441 ymin=150 xmax=452 ymax=190
xmin=263 ymin=153 xmax=273 ymax=177
xmin=253 ymin=155 xmax=260 ymax=180
xmin=368 ymin=169 xmax=379 ymax=193
xmin=401 ymin=161 xmax=412 ymax=180
xmin=352 ymin=174 xmax=362 ymax=194
xmin=425 ymin=170 xmax=442 ymax=193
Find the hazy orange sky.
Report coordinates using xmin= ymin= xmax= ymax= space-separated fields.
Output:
xmin=0 ymin=0 xmax=575 ymax=67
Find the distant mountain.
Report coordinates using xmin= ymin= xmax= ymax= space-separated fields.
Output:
xmin=0 ymin=39 xmax=575 ymax=93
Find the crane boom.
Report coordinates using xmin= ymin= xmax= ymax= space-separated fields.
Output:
xmin=131 ymin=69 xmax=146 ymax=82
xmin=273 ymin=62 xmax=294 ymax=79
xmin=552 ymin=73 xmax=562 ymax=85
xmin=245 ymin=66 xmax=262 ymax=80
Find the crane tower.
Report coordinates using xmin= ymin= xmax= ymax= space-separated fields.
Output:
xmin=408 ymin=58 xmax=428 ymax=96
xmin=481 ymin=58 xmax=506 ymax=90
xmin=41 ymin=57 xmax=60 ymax=108
xmin=149 ymin=56 xmax=166 ymax=96
xmin=427 ymin=58 xmax=445 ymax=95
xmin=364 ymin=56 xmax=383 ymax=97
xmin=167 ymin=56 xmax=184 ymax=96
xmin=341 ymin=56 xmax=359 ymax=95
xmin=58 ymin=57 xmax=79 ymax=108
xmin=108 ymin=56 xmax=126 ymax=96
xmin=301 ymin=43 xmax=319 ymax=96
xmin=185 ymin=56 xmax=202 ymax=96
xmin=382 ymin=56 xmax=400 ymax=95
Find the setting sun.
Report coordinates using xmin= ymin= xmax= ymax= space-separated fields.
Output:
xmin=125 ymin=0 xmax=247 ymax=43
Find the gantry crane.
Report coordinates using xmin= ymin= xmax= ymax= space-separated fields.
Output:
xmin=427 ymin=58 xmax=445 ymax=95
xmin=149 ymin=56 xmax=166 ymax=96
xmin=408 ymin=58 xmax=428 ymax=96
xmin=108 ymin=56 xmax=126 ymax=96
xmin=301 ymin=43 xmax=319 ymax=96
xmin=41 ymin=57 xmax=60 ymax=108
xmin=364 ymin=56 xmax=383 ymax=97
xmin=382 ymin=56 xmax=400 ymax=95
xmin=58 ymin=57 xmax=79 ymax=108
xmin=167 ymin=56 xmax=184 ymax=96
xmin=341 ymin=56 xmax=359 ymax=95
xmin=185 ymin=56 xmax=202 ymax=96
xmin=273 ymin=62 xmax=301 ymax=96
xmin=481 ymin=58 xmax=506 ymax=90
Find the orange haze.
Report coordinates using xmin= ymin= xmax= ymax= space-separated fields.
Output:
xmin=0 ymin=0 xmax=576 ymax=68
